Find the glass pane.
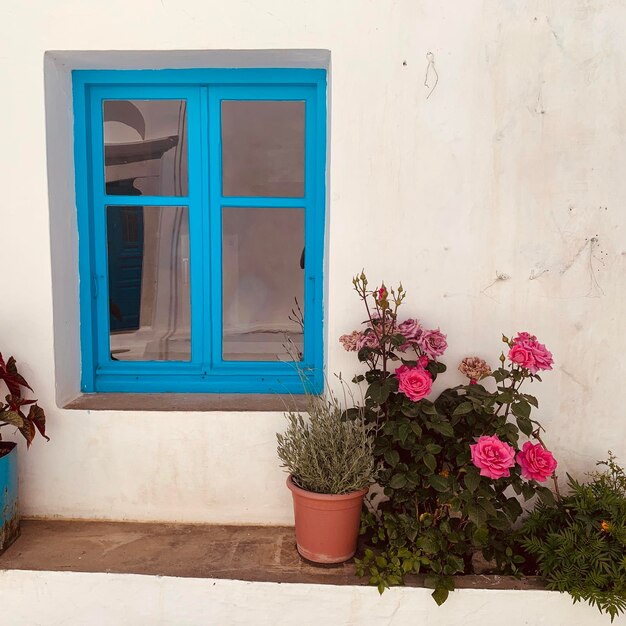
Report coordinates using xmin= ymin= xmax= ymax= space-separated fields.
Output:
xmin=103 ymin=100 xmax=188 ymax=196
xmin=221 ymin=101 xmax=305 ymax=197
xmin=222 ymin=208 xmax=304 ymax=361
xmin=107 ymin=206 xmax=191 ymax=361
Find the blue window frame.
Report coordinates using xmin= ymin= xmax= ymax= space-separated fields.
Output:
xmin=73 ymin=69 xmax=326 ymax=394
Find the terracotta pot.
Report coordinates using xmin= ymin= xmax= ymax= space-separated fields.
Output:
xmin=287 ymin=475 xmax=368 ymax=564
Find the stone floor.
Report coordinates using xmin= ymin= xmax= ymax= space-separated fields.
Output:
xmin=0 ymin=520 xmax=543 ymax=590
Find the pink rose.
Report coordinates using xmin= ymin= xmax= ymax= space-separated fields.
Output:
xmin=396 ymin=365 xmax=432 ymax=402
xmin=419 ymin=329 xmax=448 ymax=359
xmin=470 ymin=435 xmax=516 ymax=479
xmin=514 ymin=332 xmax=534 ymax=343
xmin=397 ymin=319 xmax=422 ymax=341
xmin=529 ymin=341 xmax=553 ymax=373
xmin=508 ymin=343 xmax=534 ymax=369
xmin=397 ymin=318 xmax=423 ymax=352
xmin=418 ymin=355 xmax=429 ymax=368
xmin=508 ymin=332 xmax=554 ymax=374
xmin=516 ymin=441 xmax=557 ymax=482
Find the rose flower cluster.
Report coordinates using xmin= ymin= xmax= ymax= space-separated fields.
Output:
xmin=340 ymin=316 xmax=447 ymax=403
xmin=468 ymin=332 xmax=556 ymax=482
xmin=470 ymin=435 xmax=557 ymax=482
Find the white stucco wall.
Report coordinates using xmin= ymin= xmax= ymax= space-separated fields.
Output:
xmin=0 ymin=570 xmax=612 ymax=626
xmin=0 ymin=0 xmax=624 ymax=524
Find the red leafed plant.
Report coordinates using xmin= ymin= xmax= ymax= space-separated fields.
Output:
xmin=0 ymin=353 xmax=48 ymax=449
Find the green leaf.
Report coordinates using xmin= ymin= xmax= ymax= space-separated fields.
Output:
xmin=431 ymin=421 xmax=454 ymax=437
xmin=453 ymin=401 xmax=473 ymax=416
xmin=398 ymin=423 xmax=410 ymax=445
xmin=428 ymin=474 xmax=449 ymax=492
xmin=423 ymin=453 xmax=437 ymax=472
xmin=496 ymin=391 xmax=514 ymax=404
xmin=389 ymin=473 xmax=408 ymax=489
xmin=467 ymin=503 xmax=487 ymax=526
xmin=472 ymin=526 xmax=489 ymax=545
xmin=421 ymin=403 xmax=438 ymax=416
xmin=503 ymin=497 xmax=523 ymax=521
xmin=410 ymin=422 xmax=423 ymax=437
xmin=478 ymin=498 xmax=497 ymax=517
xmin=523 ymin=394 xmax=539 ymax=408
xmin=384 ymin=449 xmax=400 ymax=467
xmin=367 ymin=380 xmax=391 ymax=405
xmin=447 ymin=554 xmax=465 ymax=573
xmin=521 ymin=482 xmax=536 ymax=501
xmin=426 ymin=443 xmax=443 ymax=455
xmin=512 ymin=401 xmax=531 ymax=419
xmin=431 ymin=588 xmax=449 ymax=606
xmin=537 ymin=486 xmax=556 ymax=506
xmin=516 ymin=416 xmax=533 ymax=436
xmin=464 ymin=471 xmax=480 ymax=493
xmin=487 ymin=515 xmax=510 ymax=530
xmin=401 ymin=401 xmax=420 ymax=418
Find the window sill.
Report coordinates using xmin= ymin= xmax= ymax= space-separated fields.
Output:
xmin=63 ymin=393 xmax=309 ymax=412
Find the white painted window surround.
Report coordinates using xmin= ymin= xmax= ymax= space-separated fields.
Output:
xmin=44 ymin=50 xmax=331 ymax=406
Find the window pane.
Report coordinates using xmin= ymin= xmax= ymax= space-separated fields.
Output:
xmin=107 ymin=206 xmax=191 ymax=361
xmin=222 ymin=208 xmax=304 ymax=361
xmin=103 ymin=100 xmax=188 ymax=196
xmin=221 ymin=101 xmax=305 ymax=197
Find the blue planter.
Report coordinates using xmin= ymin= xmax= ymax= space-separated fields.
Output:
xmin=0 ymin=442 xmax=19 ymax=554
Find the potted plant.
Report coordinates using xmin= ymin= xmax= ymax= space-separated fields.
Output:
xmin=0 ymin=353 xmax=48 ymax=553
xmin=277 ymin=389 xmax=377 ymax=564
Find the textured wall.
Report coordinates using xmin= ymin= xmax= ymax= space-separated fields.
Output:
xmin=0 ymin=0 xmax=624 ymax=523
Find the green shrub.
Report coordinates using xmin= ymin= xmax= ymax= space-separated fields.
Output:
xmin=519 ymin=453 xmax=626 ymax=622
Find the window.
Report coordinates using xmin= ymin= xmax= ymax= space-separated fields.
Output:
xmin=73 ymin=69 xmax=326 ymax=394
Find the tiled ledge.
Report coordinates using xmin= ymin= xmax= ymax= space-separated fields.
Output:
xmin=0 ymin=520 xmax=543 ymax=590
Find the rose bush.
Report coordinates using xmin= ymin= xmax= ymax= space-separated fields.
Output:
xmin=341 ymin=272 xmax=559 ymax=604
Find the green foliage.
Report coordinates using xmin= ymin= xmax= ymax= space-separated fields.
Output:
xmin=276 ymin=390 xmax=377 ymax=494
xmin=519 ymin=453 xmax=626 ymax=622
xmin=346 ymin=273 xmax=552 ymax=605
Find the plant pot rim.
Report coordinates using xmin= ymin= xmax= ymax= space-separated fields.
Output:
xmin=286 ymin=475 xmax=369 ymax=501
xmin=0 ymin=441 xmax=17 ymax=452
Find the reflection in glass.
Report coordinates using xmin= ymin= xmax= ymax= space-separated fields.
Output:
xmin=103 ymin=100 xmax=188 ymax=196
xmin=222 ymin=208 xmax=304 ymax=361
xmin=107 ymin=206 xmax=191 ymax=361
xmin=221 ymin=101 xmax=305 ymax=197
